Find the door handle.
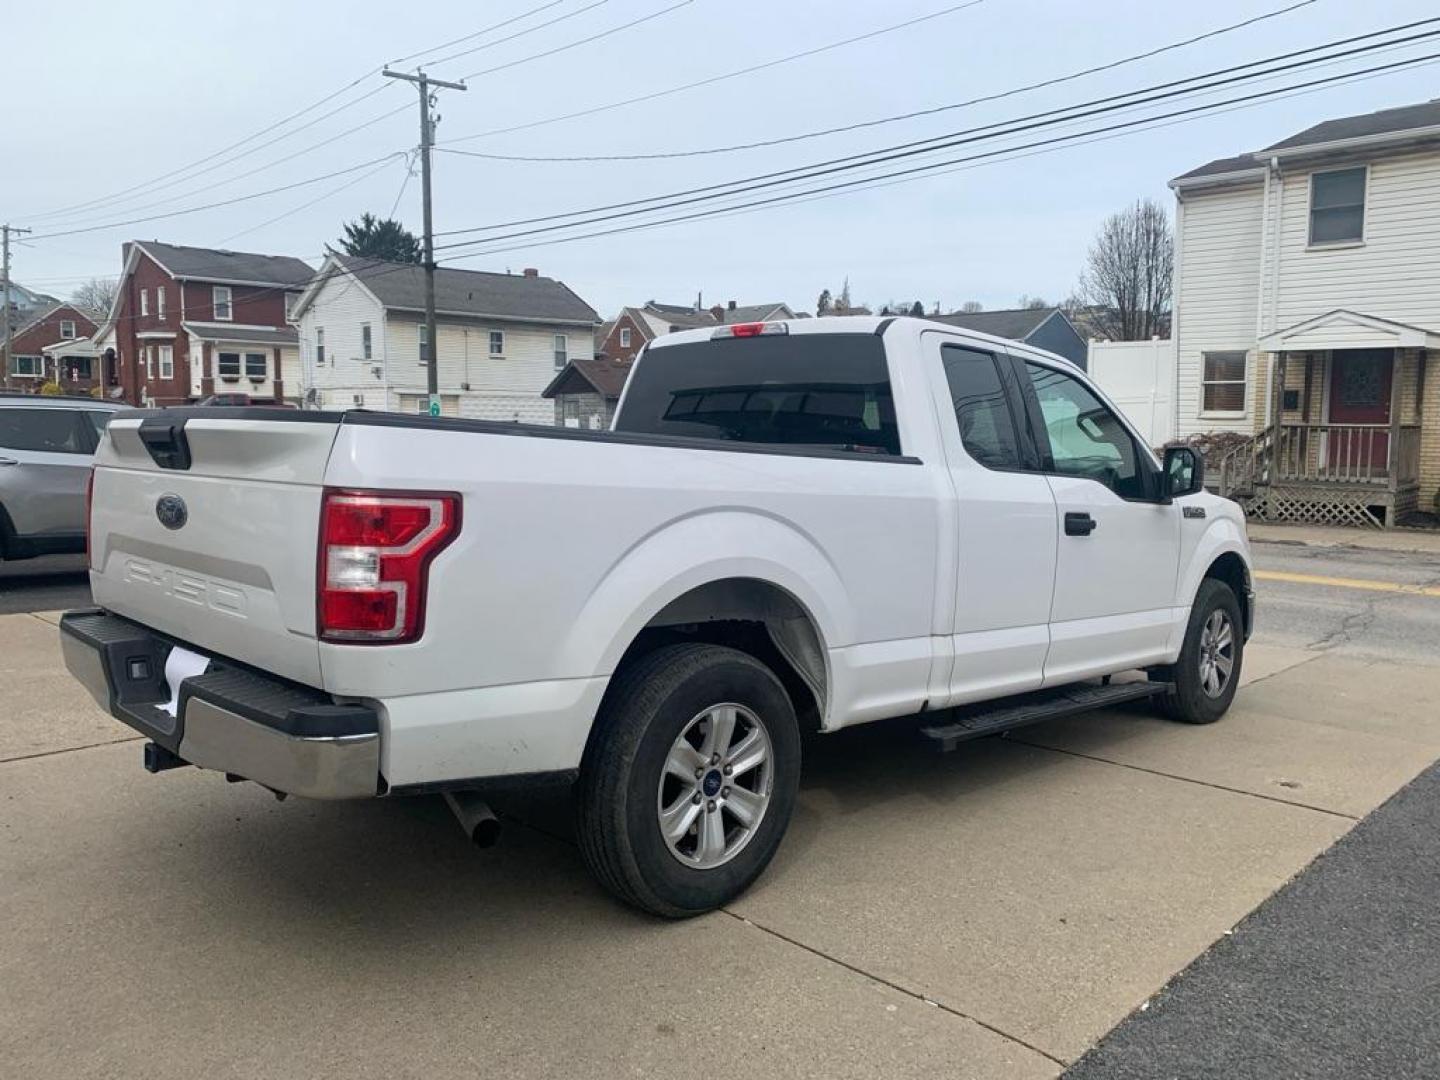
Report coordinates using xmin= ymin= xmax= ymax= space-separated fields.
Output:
xmin=1064 ymin=511 xmax=1097 ymax=537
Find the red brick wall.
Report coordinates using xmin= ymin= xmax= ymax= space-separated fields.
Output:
xmin=598 ymin=312 xmax=650 ymax=363
xmin=3 ymin=304 xmax=99 ymax=392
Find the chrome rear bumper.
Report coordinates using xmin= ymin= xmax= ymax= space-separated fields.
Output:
xmin=59 ymin=609 xmax=380 ymax=800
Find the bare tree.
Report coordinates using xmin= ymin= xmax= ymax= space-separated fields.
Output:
xmin=1074 ymin=198 xmax=1173 ymax=340
xmin=959 ymin=300 xmax=984 ymax=313
xmin=1017 ymin=294 xmax=1051 ymax=310
xmin=71 ymin=277 xmax=118 ymax=318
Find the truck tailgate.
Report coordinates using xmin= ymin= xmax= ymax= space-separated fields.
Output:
xmin=89 ymin=412 xmax=340 ymax=688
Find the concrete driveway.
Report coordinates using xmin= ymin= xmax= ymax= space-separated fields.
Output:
xmin=4 ymin=538 xmax=1440 ymax=1078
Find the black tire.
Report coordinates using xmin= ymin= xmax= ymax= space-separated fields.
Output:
xmin=1152 ymin=578 xmax=1244 ymax=724
xmin=576 ymin=643 xmax=801 ymax=918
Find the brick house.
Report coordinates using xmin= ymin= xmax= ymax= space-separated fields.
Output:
xmin=1172 ymin=99 xmax=1440 ymax=526
xmin=99 ymin=241 xmax=313 ymax=405
xmin=596 ymin=299 xmax=797 ymax=363
xmin=3 ymin=303 xmax=99 ymax=392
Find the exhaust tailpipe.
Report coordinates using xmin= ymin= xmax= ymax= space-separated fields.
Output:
xmin=444 ymin=790 xmax=501 ymax=848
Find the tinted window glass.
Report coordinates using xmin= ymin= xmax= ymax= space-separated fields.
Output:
xmin=1024 ymin=362 xmax=1145 ymax=498
xmin=941 ymin=345 xmax=1021 ymax=469
xmin=0 ymin=408 xmax=90 ymax=454
xmin=81 ymin=410 xmax=114 ymax=441
xmin=615 ymin=334 xmax=899 ymax=455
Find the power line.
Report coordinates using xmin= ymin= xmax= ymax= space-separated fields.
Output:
xmin=443 ymin=0 xmax=1324 ymax=162
xmin=26 ymin=153 xmax=408 ymax=241
xmin=388 ymin=0 xmax=571 ymax=66
xmin=433 ymin=22 xmax=1440 ymax=245
xmin=218 ymin=158 xmax=403 ymax=246
xmin=435 ymin=50 xmax=1440 ymax=259
xmin=439 ymin=0 xmax=988 ymax=145
xmin=19 ymin=0 xmax=584 ymax=225
xmin=388 ymin=153 xmax=418 ymax=218
xmin=425 ymin=0 xmax=613 ymax=69
xmin=456 ymin=0 xmax=693 ymax=80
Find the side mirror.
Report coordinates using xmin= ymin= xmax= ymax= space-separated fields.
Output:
xmin=1162 ymin=445 xmax=1205 ymax=500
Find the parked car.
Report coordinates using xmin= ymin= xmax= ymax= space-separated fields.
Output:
xmin=59 ymin=316 xmax=1253 ymax=916
xmin=0 ymin=394 xmax=128 ymax=560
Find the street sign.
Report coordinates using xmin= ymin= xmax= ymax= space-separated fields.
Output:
xmin=428 ymin=394 xmax=441 ymax=418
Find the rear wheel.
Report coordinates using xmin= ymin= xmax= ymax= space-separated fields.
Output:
xmin=576 ymin=643 xmax=800 ymax=917
xmin=1152 ymin=578 xmax=1243 ymax=724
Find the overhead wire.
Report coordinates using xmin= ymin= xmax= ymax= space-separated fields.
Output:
xmin=442 ymin=0 xmax=1329 ymax=162
xmin=432 ymin=22 xmax=1440 ymax=246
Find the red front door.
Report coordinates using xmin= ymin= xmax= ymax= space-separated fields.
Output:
xmin=1328 ymin=349 xmax=1392 ymax=474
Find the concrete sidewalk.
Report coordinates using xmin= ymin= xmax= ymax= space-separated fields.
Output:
xmin=1249 ymin=522 xmax=1440 ymax=555
xmin=4 ymin=606 xmax=1440 ymax=1076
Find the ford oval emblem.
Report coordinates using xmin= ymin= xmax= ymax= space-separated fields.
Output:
xmin=155 ymin=494 xmax=188 ymax=530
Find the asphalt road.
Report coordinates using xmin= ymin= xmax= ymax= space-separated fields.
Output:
xmin=0 ymin=555 xmax=90 ymax=614
xmin=1067 ymin=758 xmax=1440 ymax=1080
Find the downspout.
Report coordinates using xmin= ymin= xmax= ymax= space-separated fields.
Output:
xmin=1171 ymin=188 xmax=1185 ymax=442
xmin=1262 ymin=156 xmax=1284 ymax=435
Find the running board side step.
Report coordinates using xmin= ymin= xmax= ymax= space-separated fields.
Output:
xmin=920 ymin=681 xmax=1171 ymax=753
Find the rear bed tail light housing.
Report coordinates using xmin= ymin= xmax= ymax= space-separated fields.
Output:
xmin=712 ymin=321 xmax=787 ymax=340
xmin=318 ymin=488 xmax=461 ymax=644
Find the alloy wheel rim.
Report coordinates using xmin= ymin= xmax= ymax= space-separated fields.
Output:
xmin=656 ymin=703 xmax=773 ymax=870
xmin=1198 ymin=609 xmax=1235 ymax=698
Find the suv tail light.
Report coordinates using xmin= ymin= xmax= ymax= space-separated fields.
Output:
xmin=318 ymin=488 xmax=461 ymax=644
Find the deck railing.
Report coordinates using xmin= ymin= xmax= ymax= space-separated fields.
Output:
xmin=1270 ymin=423 xmax=1421 ymax=488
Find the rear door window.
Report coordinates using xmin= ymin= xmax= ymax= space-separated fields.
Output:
xmin=940 ymin=345 xmax=1022 ymax=470
xmin=615 ymin=333 xmax=900 ymax=455
xmin=0 ymin=408 xmax=92 ymax=454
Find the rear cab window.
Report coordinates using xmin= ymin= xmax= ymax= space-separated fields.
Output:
xmin=0 ymin=408 xmax=96 ymax=455
xmin=614 ymin=333 xmax=900 ymax=456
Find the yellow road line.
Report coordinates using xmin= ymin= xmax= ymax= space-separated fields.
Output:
xmin=1254 ymin=569 xmax=1440 ymax=597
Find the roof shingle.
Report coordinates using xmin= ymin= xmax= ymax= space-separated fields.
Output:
xmin=137 ymin=241 xmax=314 ymax=286
xmin=339 ymin=255 xmax=597 ymax=324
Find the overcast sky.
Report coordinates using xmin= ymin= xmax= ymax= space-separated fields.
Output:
xmin=5 ymin=0 xmax=1438 ymax=318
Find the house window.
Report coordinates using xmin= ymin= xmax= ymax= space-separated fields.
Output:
xmin=65 ymin=357 xmax=93 ymax=380
xmin=1309 ymin=167 xmax=1366 ymax=245
xmin=362 ymin=323 xmax=372 ymax=360
xmin=563 ymin=399 xmax=580 ymax=421
xmin=284 ymin=292 xmax=299 ymax=320
xmin=158 ymin=345 xmax=174 ymax=380
xmin=418 ymin=323 xmax=429 ymax=362
xmin=10 ymin=355 xmax=43 ymax=377
xmin=217 ymin=352 xmax=241 ymax=378
xmin=157 ymin=287 xmax=166 ymax=319
xmin=140 ymin=289 xmax=150 ymax=317
xmin=316 ymin=328 xmax=325 ymax=365
xmin=620 ymin=327 xmax=632 ymax=348
xmin=145 ymin=346 xmax=155 ymax=379
xmin=553 ymin=333 xmax=568 ymax=369
xmin=489 ymin=330 xmax=504 ymax=356
xmin=213 ymin=286 xmax=233 ymax=320
xmin=59 ymin=320 xmax=76 ymax=340
xmin=245 ymin=353 xmax=267 ymax=379
xmin=1202 ymin=351 xmax=1248 ymax=413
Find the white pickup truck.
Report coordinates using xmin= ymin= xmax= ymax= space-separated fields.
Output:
xmin=61 ymin=315 xmax=1253 ymax=916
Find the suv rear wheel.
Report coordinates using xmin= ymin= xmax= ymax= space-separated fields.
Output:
xmin=576 ymin=643 xmax=801 ymax=917
xmin=1152 ymin=578 xmax=1243 ymax=724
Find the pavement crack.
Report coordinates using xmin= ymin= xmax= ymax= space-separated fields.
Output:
xmin=718 ymin=908 xmax=1070 ymax=1068
xmin=1305 ymin=595 xmax=1381 ymax=652
xmin=1007 ymin=739 xmax=1360 ymax=822
xmin=0 ymin=734 xmax=145 ymax=766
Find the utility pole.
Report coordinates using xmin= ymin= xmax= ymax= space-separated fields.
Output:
xmin=382 ymin=68 xmax=466 ymax=411
xmin=2 ymin=224 xmax=34 ymax=386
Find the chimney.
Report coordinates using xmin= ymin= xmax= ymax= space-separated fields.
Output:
xmin=710 ymin=304 xmax=725 ymax=322
xmin=727 ymin=300 xmax=737 ymax=311
xmin=522 ymin=267 xmax=539 ymax=278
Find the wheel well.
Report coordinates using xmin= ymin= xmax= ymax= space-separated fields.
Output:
xmin=610 ymin=578 xmax=828 ymax=732
xmin=1203 ymin=552 xmax=1251 ymax=636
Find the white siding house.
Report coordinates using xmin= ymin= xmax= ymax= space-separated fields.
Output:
xmin=292 ymin=255 xmax=598 ymax=419
xmin=1171 ymin=99 xmax=1440 ymax=526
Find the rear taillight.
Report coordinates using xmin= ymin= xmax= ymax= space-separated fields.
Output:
xmin=84 ymin=468 xmax=95 ymax=565
xmin=317 ymin=488 xmax=460 ymax=644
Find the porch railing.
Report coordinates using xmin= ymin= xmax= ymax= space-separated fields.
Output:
xmin=1270 ymin=423 xmax=1421 ymax=488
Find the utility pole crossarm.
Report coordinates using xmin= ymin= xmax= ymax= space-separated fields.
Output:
xmin=382 ymin=69 xmax=467 ymax=403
